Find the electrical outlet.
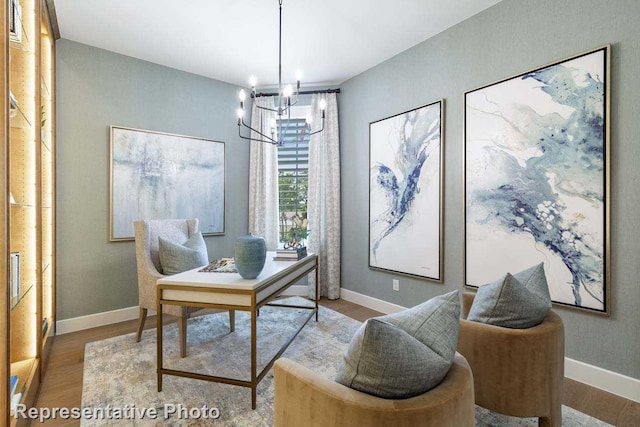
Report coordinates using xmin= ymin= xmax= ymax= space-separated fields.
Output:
xmin=392 ymin=279 xmax=400 ymax=292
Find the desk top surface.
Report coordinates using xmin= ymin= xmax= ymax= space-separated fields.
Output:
xmin=156 ymin=251 xmax=316 ymax=291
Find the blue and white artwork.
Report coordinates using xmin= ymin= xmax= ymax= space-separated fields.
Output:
xmin=369 ymin=101 xmax=443 ymax=280
xmin=110 ymin=126 xmax=225 ymax=240
xmin=465 ymin=46 xmax=609 ymax=313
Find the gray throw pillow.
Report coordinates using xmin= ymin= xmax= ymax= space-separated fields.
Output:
xmin=335 ymin=290 xmax=460 ymax=399
xmin=158 ymin=232 xmax=208 ymax=275
xmin=512 ymin=262 xmax=552 ymax=303
xmin=467 ymin=263 xmax=552 ymax=328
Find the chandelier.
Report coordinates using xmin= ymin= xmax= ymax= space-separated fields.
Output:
xmin=236 ymin=0 xmax=325 ymax=146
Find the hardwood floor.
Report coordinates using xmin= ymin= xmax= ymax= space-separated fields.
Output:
xmin=34 ymin=298 xmax=638 ymax=426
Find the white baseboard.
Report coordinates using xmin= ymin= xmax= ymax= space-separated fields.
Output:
xmin=55 ymin=287 xmax=640 ymax=403
xmin=55 ymin=286 xmax=310 ymax=335
xmin=56 ymin=306 xmax=140 ymax=335
xmin=565 ymin=357 xmax=640 ymax=403
xmin=340 ymin=287 xmax=640 ymax=403
xmin=339 ymin=288 xmax=406 ymax=314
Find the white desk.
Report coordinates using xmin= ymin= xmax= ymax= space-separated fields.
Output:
xmin=156 ymin=252 xmax=318 ymax=409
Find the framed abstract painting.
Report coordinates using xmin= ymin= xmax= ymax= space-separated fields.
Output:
xmin=464 ymin=46 xmax=610 ymax=314
xmin=110 ymin=126 xmax=226 ymax=241
xmin=369 ymin=100 xmax=444 ymax=281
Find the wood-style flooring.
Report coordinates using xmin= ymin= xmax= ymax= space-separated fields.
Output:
xmin=34 ymin=298 xmax=639 ymax=426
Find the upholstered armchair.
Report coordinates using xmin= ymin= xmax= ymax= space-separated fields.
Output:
xmin=134 ymin=219 xmax=234 ymax=358
xmin=457 ymin=292 xmax=564 ymax=427
xmin=273 ymin=353 xmax=475 ymax=427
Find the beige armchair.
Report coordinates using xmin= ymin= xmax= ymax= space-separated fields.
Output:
xmin=457 ymin=292 xmax=564 ymax=427
xmin=273 ymin=353 xmax=475 ymax=427
xmin=134 ymin=219 xmax=234 ymax=357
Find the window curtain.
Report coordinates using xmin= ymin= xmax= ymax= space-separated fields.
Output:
xmin=307 ymin=93 xmax=340 ymax=299
xmin=248 ymin=97 xmax=279 ymax=250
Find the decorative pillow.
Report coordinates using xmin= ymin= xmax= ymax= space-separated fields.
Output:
xmin=467 ymin=263 xmax=552 ymax=328
xmin=158 ymin=232 xmax=208 ymax=275
xmin=335 ymin=290 xmax=460 ymax=399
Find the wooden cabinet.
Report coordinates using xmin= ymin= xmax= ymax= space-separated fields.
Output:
xmin=2 ymin=0 xmax=56 ymax=424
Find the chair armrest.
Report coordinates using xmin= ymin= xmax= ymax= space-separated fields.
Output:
xmin=274 ymin=355 xmax=475 ymax=427
xmin=274 ymin=358 xmax=392 ymax=427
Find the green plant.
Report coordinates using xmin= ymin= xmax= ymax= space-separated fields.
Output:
xmin=280 ymin=212 xmax=308 ymax=249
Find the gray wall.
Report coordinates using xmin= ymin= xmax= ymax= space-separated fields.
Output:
xmin=56 ymin=40 xmax=250 ymax=320
xmin=339 ymin=0 xmax=640 ymax=379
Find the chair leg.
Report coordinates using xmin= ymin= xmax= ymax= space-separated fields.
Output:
xmin=539 ymin=404 xmax=562 ymax=427
xmin=179 ymin=315 xmax=188 ymax=358
xmin=229 ymin=310 xmax=235 ymax=332
xmin=136 ymin=308 xmax=148 ymax=342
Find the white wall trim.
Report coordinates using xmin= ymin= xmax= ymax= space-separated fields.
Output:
xmin=56 ymin=306 xmax=140 ymax=335
xmin=55 ymin=288 xmax=640 ymax=403
xmin=56 ymin=286 xmax=309 ymax=336
xmin=340 ymin=288 xmax=406 ymax=314
xmin=565 ymin=357 xmax=640 ymax=403
xmin=340 ymin=288 xmax=640 ymax=403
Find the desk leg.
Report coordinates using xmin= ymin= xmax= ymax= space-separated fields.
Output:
xmin=157 ymin=289 xmax=163 ymax=392
xmin=315 ymin=263 xmax=319 ymax=322
xmin=229 ymin=310 xmax=235 ymax=333
xmin=251 ymin=301 xmax=257 ymax=409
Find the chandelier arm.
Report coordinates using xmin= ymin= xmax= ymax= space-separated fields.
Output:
xmin=279 ymin=105 xmax=290 ymax=116
xmin=240 ymin=116 xmax=253 ymax=129
xmin=308 ymin=117 xmax=325 ymax=136
xmin=255 ymin=104 xmax=279 ymax=113
xmin=282 ymin=97 xmax=299 ymax=111
xmin=239 ymin=118 xmax=279 ymax=144
xmin=279 ymin=109 xmax=294 ymax=145
xmin=238 ymin=126 xmax=278 ymax=145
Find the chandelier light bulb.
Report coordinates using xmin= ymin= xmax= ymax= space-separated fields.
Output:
xmin=249 ymin=76 xmax=257 ymax=87
xmin=319 ymin=99 xmax=327 ymax=110
xmin=295 ymin=69 xmax=303 ymax=81
xmin=283 ymin=84 xmax=293 ymax=98
xmin=306 ymin=114 xmax=313 ymax=125
xmin=270 ymin=118 xmax=277 ymax=129
xmin=239 ymin=89 xmax=246 ymax=102
xmin=237 ymin=108 xmax=245 ymax=119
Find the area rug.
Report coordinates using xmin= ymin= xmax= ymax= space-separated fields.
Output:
xmin=82 ymin=298 xmax=610 ymax=426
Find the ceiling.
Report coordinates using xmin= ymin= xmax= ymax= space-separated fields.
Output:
xmin=53 ymin=0 xmax=502 ymax=89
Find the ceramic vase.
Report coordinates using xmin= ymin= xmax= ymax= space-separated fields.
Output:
xmin=234 ymin=234 xmax=266 ymax=279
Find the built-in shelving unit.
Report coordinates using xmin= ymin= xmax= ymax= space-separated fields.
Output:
xmin=39 ymin=0 xmax=55 ymax=364
xmin=2 ymin=0 xmax=56 ymax=424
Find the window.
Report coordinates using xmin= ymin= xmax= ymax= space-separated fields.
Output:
xmin=277 ymin=115 xmax=310 ymax=248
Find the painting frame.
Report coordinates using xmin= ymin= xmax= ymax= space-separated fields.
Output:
xmin=368 ymin=99 xmax=444 ymax=281
xmin=109 ymin=126 xmax=226 ymax=241
xmin=9 ymin=0 xmax=22 ymax=43
xmin=464 ymin=45 xmax=610 ymax=315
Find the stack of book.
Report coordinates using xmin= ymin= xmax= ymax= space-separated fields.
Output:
xmin=273 ymin=247 xmax=307 ymax=261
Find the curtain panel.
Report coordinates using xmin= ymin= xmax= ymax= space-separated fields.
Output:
xmin=248 ymin=97 xmax=280 ymax=250
xmin=308 ymin=93 xmax=341 ymax=299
